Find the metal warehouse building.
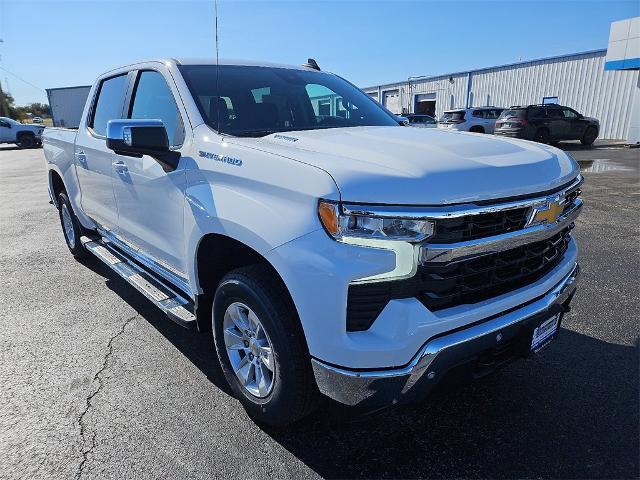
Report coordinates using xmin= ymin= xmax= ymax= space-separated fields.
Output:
xmin=363 ymin=18 xmax=639 ymax=142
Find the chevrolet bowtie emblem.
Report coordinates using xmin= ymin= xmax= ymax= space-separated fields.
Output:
xmin=529 ymin=199 xmax=564 ymax=225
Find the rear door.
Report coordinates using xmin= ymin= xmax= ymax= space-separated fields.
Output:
xmin=546 ymin=106 xmax=570 ymax=139
xmin=111 ymin=67 xmax=189 ymax=279
xmin=75 ymin=73 xmax=131 ymax=230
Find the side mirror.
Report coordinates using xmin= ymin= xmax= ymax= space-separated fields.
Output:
xmin=106 ymin=119 xmax=180 ymax=172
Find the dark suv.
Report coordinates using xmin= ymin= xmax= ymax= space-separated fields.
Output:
xmin=494 ymin=104 xmax=599 ymax=145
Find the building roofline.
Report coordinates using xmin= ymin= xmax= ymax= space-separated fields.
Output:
xmin=362 ymin=48 xmax=608 ymax=91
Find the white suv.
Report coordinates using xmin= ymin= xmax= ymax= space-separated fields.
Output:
xmin=438 ymin=107 xmax=504 ymax=134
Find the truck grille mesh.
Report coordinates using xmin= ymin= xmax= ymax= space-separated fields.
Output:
xmin=346 ymin=227 xmax=572 ymax=332
xmin=430 ymin=207 xmax=530 ymax=243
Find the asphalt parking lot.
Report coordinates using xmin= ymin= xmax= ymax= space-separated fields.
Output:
xmin=1 ymin=142 xmax=638 ymax=480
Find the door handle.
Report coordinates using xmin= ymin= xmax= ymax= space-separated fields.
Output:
xmin=76 ymin=151 xmax=87 ymax=168
xmin=112 ymin=160 xmax=128 ymax=175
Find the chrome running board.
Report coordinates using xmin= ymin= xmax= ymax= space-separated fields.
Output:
xmin=80 ymin=235 xmax=196 ymax=329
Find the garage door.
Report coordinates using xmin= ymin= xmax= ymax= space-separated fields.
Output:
xmin=383 ymin=90 xmax=400 ymax=114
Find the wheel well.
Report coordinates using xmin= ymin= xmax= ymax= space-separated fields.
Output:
xmin=17 ymin=131 xmax=35 ymax=139
xmin=194 ymin=233 xmax=294 ymax=333
xmin=470 ymin=125 xmax=485 ymax=133
xmin=49 ymin=170 xmax=65 ymax=206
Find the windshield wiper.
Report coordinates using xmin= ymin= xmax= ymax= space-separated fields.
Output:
xmin=231 ymin=129 xmax=283 ymax=138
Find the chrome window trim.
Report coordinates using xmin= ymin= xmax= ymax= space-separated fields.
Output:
xmin=342 ymin=175 xmax=583 ymax=220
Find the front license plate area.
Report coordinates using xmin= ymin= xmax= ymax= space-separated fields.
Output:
xmin=530 ymin=313 xmax=561 ymax=353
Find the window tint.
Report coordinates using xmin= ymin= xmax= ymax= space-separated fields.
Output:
xmin=0 ymin=119 xmax=11 ymax=128
xmin=91 ymin=74 xmax=128 ymax=136
xmin=547 ymin=107 xmax=564 ymax=119
xmin=562 ymin=109 xmax=578 ymax=119
xmin=178 ymin=65 xmax=397 ymax=136
xmin=485 ymin=109 xmax=502 ymax=119
xmin=528 ymin=107 xmax=546 ymax=118
xmin=472 ymin=110 xmax=485 ymax=118
xmin=129 ymin=71 xmax=184 ymax=146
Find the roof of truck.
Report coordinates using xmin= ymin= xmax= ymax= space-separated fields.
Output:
xmin=174 ymin=58 xmax=318 ymax=71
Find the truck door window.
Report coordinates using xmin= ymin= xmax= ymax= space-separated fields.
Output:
xmin=90 ymin=74 xmax=128 ymax=137
xmin=129 ymin=71 xmax=185 ymax=147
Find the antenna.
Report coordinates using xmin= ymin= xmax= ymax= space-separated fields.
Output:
xmin=214 ymin=0 xmax=220 ymax=133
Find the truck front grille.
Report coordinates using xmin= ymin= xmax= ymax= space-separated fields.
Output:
xmin=430 ymin=207 xmax=529 ymax=243
xmin=346 ymin=227 xmax=572 ymax=332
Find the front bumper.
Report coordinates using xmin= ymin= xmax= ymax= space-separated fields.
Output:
xmin=311 ymin=262 xmax=580 ymax=407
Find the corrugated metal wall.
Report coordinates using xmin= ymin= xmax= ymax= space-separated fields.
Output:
xmin=364 ymin=50 xmax=639 ymax=139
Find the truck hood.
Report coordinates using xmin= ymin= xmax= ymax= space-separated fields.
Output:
xmin=246 ymin=126 xmax=580 ymax=205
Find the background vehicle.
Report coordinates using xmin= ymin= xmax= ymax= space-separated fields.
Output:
xmin=43 ymin=59 xmax=582 ymax=427
xmin=495 ymin=104 xmax=600 ymax=145
xmin=437 ymin=107 xmax=504 ymax=133
xmin=0 ymin=117 xmax=44 ymax=148
xmin=406 ymin=114 xmax=437 ymax=128
xmin=31 ymin=116 xmax=43 ymax=124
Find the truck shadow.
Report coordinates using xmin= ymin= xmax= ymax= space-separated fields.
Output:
xmin=79 ymin=255 xmax=639 ymax=479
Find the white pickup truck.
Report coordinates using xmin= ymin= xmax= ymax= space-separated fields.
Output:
xmin=43 ymin=59 xmax=582 ymax=426
xmin=1 ymin=116 xmax=45 ymax=148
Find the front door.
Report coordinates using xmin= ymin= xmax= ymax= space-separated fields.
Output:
xmin=75 ymin=73 xmax=130 ymax=231
xmin=111 ymin=69 xmax=188 ymax=278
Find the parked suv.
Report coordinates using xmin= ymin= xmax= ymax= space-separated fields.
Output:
xmin=0 ymin=117 xmax=44 ymax=148
xmin=437 ymin=107 xmax=504 ymax=133
xmin=495 ymin=105 xmax=599 ymax=145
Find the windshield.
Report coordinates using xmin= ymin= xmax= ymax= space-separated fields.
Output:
xmin=178 ymin=65 xmax=398 ymax=137
xmin=440 ymin=111 xmax=465 ymax=122
xmin=498 ymin=109 xmax=525 ymax=119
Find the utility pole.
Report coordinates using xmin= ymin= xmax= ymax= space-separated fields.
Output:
xmin=0 ymin=78 xmax=8 ymax=117
xmin=0 ymin=37 xmax=7 ymax=117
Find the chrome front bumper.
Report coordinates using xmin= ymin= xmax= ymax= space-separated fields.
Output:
xmin=312 ymin=263 xmax=580 ymax=407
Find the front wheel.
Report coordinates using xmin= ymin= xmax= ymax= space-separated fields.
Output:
xmin=212 ymin=265 xmax=318 ymax=427
xmin=581 ymin=126 xmax=598 ymax=146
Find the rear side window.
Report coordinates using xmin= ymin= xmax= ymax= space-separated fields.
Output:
xmin=472 ymin=110 xmax=485 ymax=118
xmin=90 ymin=74 xmax=128 ymax=136
xmin=129 ymin=71 xmax=185 ymax=147
xmin=527 ymin=107 xmax=546 ymax=118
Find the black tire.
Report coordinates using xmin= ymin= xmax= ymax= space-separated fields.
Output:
xmin=212 ymin=264 xmax=318 ymax=427
xmin=57 ymin=192 xmax=88 ymax=259
xmin=469 ymin=126 xmax=485 ymax=134
xmin=17 ymin=134 xmax=35 ymax=149
xmin=581 ymin=126 xmax=598 ymax=146
xmin=533 ymin=128 xmax=551 ymax=144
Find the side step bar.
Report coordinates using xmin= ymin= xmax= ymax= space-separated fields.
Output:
xmin=80 ymin=236 xmax=196 ymax=329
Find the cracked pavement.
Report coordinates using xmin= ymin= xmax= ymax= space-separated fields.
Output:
xmin=0 ymin=144 xmax=638 ymax=479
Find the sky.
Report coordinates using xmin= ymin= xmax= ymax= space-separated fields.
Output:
xmin=0 ymin=0 xmax=638 ymax=106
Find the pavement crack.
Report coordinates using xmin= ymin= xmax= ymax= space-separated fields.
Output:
xmin=75 ymin=314 xmax=137 ymax=479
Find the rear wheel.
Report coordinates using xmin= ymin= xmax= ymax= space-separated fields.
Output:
xmin=212 ymin=264 xmax=318 ymax=427
xmin=57 ymin=192 xmax=88 ymax=258
xmin=534 ymin=128 xmax=551 ymax=144
xmin=17 ymin=134 xmax=35 ymax=149
xmin=581 ymin=126 xmax=598 ymax=146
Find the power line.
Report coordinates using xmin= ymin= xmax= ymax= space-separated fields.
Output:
xmin=0 ymin=65 xmax=44 ymax=93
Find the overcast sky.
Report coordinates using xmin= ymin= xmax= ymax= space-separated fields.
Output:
xmin=0 ymin=0 xmax=638 ymax=106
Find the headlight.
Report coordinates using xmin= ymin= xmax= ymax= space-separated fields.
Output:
xmin=318 ymin=200 xmax=434 ymax=243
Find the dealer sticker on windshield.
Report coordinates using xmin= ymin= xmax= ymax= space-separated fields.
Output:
xmin=530 ymin=314 xmax=561 ymax=352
